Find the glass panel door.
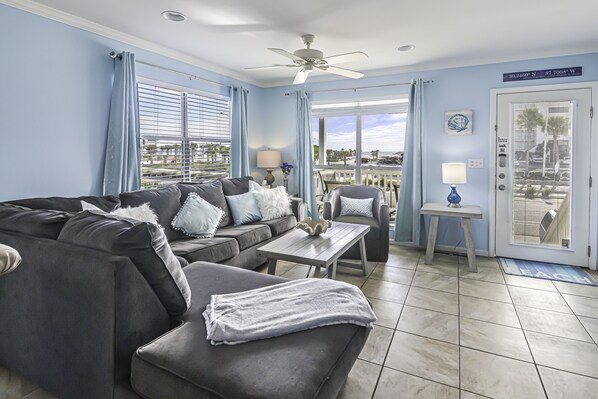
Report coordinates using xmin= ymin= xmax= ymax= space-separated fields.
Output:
xmin=511 ymin=101 xmax=572 ymax=247
xmin=495 ymin=88 xmax=592 ymax=267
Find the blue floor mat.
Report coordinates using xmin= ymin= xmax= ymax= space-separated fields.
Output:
xmin=499 ymin=257 xmax=598 ymax=286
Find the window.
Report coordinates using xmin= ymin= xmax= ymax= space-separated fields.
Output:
xmin=138 ymin=81 xmax=231 ymax=189
xmin=311 ymin=98 xmax=408 ymax=214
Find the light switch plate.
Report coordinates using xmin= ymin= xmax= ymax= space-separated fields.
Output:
xmin=468 ymin=159 xmax=484 ymax=169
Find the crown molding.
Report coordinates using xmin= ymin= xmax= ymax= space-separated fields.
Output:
xmin=0 ymin=0 xmax=264 ymax=87
xmin=260 ymin=46 xmax=598 ymax=88
xmin=3 ymin=0 xmax=597 ymax=89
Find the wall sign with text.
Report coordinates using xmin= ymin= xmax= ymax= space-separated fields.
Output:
xmin=503 ymin=67 xmax=582 ymax=82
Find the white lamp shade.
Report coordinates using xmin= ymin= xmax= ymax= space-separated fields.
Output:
xmin=442 ymin=163 xmax=467 ymax=184
xmin=257 ymin=150 xmax=282 ymax=168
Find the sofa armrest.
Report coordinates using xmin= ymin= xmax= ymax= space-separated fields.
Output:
xmin=0 ymin=231 xmax=171 ymax=399
xmin=323 ymin=190 xmax=340 ymax=220
xmin=290 ymin=197 xmax=305 ymax=221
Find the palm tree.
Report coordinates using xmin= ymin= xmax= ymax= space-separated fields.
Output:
xmin=313 ymin=145 xmax=319 ymax=162
xmin=173 ymin=144 xmax=181 ymax=164
xmin=190 ymin=143 xmax=198 ymax=164
xmin=516 ymin=107 xmax=545 ymax=177
xmin=339 ymin=148 xmax=352 ymax=166
xmin=545 ymin=115 xmax=569 ymax=167
xmin=145 ymin=144 xmax=157 ymax=165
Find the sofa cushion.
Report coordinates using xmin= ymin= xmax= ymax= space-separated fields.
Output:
xmin=58 ymin=211 xmax=191 ymax=317
xmin=220 ymin=176 xmax=253 ymax=196
xmin=333 ymin=215 xmax=380 ymax=239
xmin=178 ymin=180 xmax=231 ymax=227
xmin=214 ymin=224 xmax=272 ymax=251
xmin=6 ymin=195 xmax=120 ymax=212
xmin=119 ymin=185 xmax=183 ymax=241
xmin=0 ymin=204 xmax=73 ymax=239
xmin=169 ymin=237 xmax=239 ymax=264
xmin=130 ymin=263 xmax=369 ymax=399
xmin=254 ymin=215 xmax=297 ymax=237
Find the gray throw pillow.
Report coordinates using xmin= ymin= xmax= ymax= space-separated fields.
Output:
xmin=339 ymin=196 xmax=374 ymax=218
xmin=58 ymin=211 xmax=191 ymax=317
xmin=172 ymin=193 xmax=225 ymax=238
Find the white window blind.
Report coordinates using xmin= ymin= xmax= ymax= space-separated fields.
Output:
xmin=138 ymin=81 xmax=231 ymax=189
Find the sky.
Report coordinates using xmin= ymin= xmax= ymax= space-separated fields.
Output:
xmin=312 ymin=113 xmax=407 ymax=154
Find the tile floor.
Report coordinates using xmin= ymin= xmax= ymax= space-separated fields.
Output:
xmin=4 ymin=245 xmax=598 ymax=398
xmin=276 ymin=246 xmax=598 ymax=399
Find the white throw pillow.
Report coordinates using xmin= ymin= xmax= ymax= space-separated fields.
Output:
xmin=253 ymin=186 xmax=292 ymax=221
xmin=171 ymin=193 xmax=225 ymax=238
xmin=249 ymin=180 xmax=265 ymax=191
xmin=81 ymin=200 xmax=103 ymax=212
xmin=82 ymin=200 xmax=161 ymax=226
xmin=339 ymin=196 xmax=374 ymax=218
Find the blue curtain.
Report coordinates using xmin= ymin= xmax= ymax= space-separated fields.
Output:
xmin=230 ymin=86 xmax=250 ymax=177
xmin=395 ymin=79 xmax=425 ymax=245
xmin=102 ymin=52 xmax=140 ymax=195
xmin=295 ymin=91 xmax=318 ymax=220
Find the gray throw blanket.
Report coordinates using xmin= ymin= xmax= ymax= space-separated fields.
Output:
xmin=203 ymin=278 xmax=377 ymax=345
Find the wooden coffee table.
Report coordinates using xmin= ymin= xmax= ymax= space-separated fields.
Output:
xmin=257 ymin=222 xmax=370 ymax=279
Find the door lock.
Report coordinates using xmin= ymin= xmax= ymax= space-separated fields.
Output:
xmin=498 ymin=184 xmax=506 ymax=191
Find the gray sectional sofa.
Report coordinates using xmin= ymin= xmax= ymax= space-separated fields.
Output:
xmin=0 ymin=176 xmax=369 ymax=399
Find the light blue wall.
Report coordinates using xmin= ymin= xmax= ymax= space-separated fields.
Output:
xmin=0 ymin=4 xmax=264 ymax=201
xmin=254 ymin=53 xmax=598 ymax=253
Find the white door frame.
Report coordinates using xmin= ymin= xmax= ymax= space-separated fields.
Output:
xmin=488 ymin=82 xmax=598 ymax=270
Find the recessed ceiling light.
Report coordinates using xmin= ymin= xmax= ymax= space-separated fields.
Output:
xmin=161 ymin=11 xmax=187 ymax=22
xmin=398 ymin=44 xmax=415 ymax=52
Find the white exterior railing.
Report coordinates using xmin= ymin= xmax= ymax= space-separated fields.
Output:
xmin=314 ymin=166 xmax=402 ymax=209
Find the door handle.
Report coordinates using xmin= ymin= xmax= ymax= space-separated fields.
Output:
xmin=498 ymin=184 xmax=506 ymax=191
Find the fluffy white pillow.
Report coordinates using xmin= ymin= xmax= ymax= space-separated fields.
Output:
xmin=112 ymin=203 xmax=160 ymax=225
xmin=82 ymin=200 xmax=161 ymax=226
xmin=252 ymin=186 xmax=292 ymax=221
xmin=249 ymin=180 xmax=265 ymax=191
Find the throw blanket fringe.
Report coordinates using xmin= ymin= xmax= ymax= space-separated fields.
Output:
xmin=203 ymin=278 xmax=377 ymax=345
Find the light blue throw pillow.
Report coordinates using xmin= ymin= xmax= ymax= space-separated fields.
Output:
xmin=225 ymin=191 xmax=262 ymax=225
xmin=339 ymin=196 xmax=374 ymax=218
xmin=171 ymin=193 xmax=225 ymax=238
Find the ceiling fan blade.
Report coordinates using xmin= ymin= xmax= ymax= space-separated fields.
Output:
xmin=293 ymin=69 xmax=311 ymax=85
xmin=268 ymin=48 xmax=305 ymax=62
xmin=318 ymin=65 xmax=364 ymax=79
xmin=244 ymin=64 xmax=298 ymax=70
xmin=323 ymin=51 xmax=368 ymax=65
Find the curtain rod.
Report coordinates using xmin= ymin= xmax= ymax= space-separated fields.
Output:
xmin=283 ymin=80 xmax=434 ymax=96
xmin=109 ymin=51 xmax=232 ymax=90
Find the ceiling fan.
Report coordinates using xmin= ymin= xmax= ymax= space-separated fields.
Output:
xmin=245 ymin=34 xmax=368 ymax=84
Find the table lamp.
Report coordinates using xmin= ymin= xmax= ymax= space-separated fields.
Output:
xmin=442 ymin=163 xmax=467 ymax=208
xmin=257 ymin=150 xmax=282 ymax=187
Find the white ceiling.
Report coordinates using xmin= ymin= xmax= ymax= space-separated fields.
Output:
xmin=10 ymin=0 xmax=598 ymax=87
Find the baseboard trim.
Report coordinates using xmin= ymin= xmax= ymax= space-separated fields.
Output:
xmin=390 ymin=241 xmax=491 ymax=258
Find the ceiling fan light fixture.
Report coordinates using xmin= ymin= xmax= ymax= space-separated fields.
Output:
xmin=161 ymin=11 xmax=187 ymax=22
xmin=398 ymin=44 xmax=415 ymax=52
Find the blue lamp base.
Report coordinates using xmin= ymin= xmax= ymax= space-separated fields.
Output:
xmin=447 ymin=185 xmax=462 ymax=208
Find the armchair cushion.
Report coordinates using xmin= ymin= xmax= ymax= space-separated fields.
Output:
xmin=334 ymin=215 xmax=381 ymax=239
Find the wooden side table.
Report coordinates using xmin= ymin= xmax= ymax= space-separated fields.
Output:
xmin=420 ymin=203 xmax=483 ymax=273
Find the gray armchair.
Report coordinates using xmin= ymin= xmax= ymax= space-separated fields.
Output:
xmin=323 ymin=185 xmax=389 ymax=262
